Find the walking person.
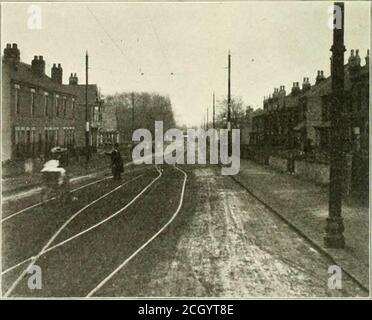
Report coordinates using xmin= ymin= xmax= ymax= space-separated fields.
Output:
xmin=105 ymin=143 xmax=124 ymax=180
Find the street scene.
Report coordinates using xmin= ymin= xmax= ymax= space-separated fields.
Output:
xmin=1 ymin=2 xmax=370 ymax=298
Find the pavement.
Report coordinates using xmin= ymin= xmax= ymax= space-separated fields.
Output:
xmin=1 ymin=154 xmax=111 ymax=197
xmin=231 ymin=159 xmax=369 ymax=290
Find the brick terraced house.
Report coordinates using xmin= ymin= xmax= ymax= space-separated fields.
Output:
xmin=2 ymin=43 xmax=104 ymax=162
xmin=250 ymin=49 xmax=369 ymax=154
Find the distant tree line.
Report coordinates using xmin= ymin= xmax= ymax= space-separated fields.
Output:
xmin=104 ymin=92 xmax=176 ymax=142
xmin=213 ymin=96 xmax=254 ymax=130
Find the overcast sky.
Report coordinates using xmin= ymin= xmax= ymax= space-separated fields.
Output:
xmin=2 ymin=1 xmax=370 ymax=126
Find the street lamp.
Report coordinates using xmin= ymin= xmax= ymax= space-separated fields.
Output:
xmin=324 ymin=2 xmax=346 ymax=248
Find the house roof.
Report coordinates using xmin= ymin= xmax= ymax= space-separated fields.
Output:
xmin=302 ymin=63 xmax=368 ymax=98
xmin=62 ymin=84 xmax=99 ymax=104
xmin=4 ymin=61 xmax=76 ymax=96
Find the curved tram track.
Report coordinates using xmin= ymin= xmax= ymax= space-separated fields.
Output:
xmin=2 ymin=163 xmax=187 ymax=297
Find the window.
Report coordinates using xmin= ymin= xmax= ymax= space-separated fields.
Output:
xmin=72 ymin=99 xmax=76 ymax=118
xmin=55 ymin=129 xmax=59 ymax=146
xmin=55 ymin=95 xmax=59 ymax=117
xmin=15 ymin=127 xmax=20 ymax=152
xmin=14 ymin=85 xmax=20 ymax=114
xmin=30 ymin=89 xmax=35 ymax=116
xmin=94 ymin=106 xmax=99 ymax=122
xmin=63 ymin=98 xmax=67 ymax=118
xmin=31 ymin=128 xmax=35 ymax=155
xmin=44 ymin=92 xmax=49 ymax=116
xmin=26 ymin=128 xmax=31 ymax=154
xmin=38 ymin=133 xmax=42 ymax=154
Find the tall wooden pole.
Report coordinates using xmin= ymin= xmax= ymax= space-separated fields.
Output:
xmin=85 ymin=51 xmax=90 ymax=164
xmin=324 ymin=2 xmax=346 ymax=248
xmin=227 ymin=51 xmax=232 ymax=156
xmin=213 ymin=92 xmax=215 ymax=129
xmin=206 ymin=108 xmax=209 ymax=130
xmin=131 ymin=92 xmax=135 ymax=140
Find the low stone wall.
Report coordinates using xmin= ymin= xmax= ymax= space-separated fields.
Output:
xmin=268 ymin=156 xmax=288 ymax=172
xmin=294 ymin=160 xmax=330 ymax=185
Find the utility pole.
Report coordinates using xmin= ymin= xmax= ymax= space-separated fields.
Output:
xmin=213 ymin=92 xmax=215 ymax=129
xmin=324 ymin=2 xmax=346 ymax=248
xmin=227 ymin=50 xmax=232 ymax=156
xmin=131 ymin=92 xmax=135 ymax=140
xmin=206 ymin=108 xmax=209 ymax=131
xmin=85 ymin=50 xmax=90 ymax=164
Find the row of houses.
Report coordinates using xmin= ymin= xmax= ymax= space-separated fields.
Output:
xmin=1 ymin=43 xmax=117 ymax=162
xmin=250 ymin=49 xmax=369 ymax=156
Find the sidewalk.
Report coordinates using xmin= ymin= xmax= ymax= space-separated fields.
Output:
xmin=1 ymin=154 xmax=111 ymax=197
xmin=233 ymin=159 xmax=369 ymax=290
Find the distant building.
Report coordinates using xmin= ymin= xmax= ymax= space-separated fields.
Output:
xmin=2 ymin=43 xmax=78 ymax=161
xmin=64 ymin=74 xmax=104 ymax=152
xmin=98 ymin=100 xmax=119 ymax=146
xmin=250 ymin=49 xmax=369 ymax=154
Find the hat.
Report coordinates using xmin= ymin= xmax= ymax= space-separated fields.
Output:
xmin=51 ymin=146 xmax=67 ymax=153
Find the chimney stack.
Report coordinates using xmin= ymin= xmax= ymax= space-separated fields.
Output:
xmin=273 ymin=88 xmax=279 ymax=98
xmin=291 ymin=82 xmax=301 ymax=95
xmin=315 ymin=70 xmax=325 ymax=84
xmin=31 ymin=55 xmax=46 ymax=76
xmin=348 ymin=49 xmax=361 ymax=68
xmin=279 ymin=85 xmax=286 ymax=97
xmin=3 ymin=43 xmax=20 ymax=64
xmin=69 ymin=72 xmax=78 ymax=85
xmin=302 ymin=77 xmax=311 ymax=92
xmin=51 ymin=63 xmax=63 ymax=84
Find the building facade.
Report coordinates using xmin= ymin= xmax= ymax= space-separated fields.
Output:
xmin=64 ymin=74 xmax=104 ymax=153
xmin=2 ymin=44 xmax=78 ymax=161
xmin=2 ymin=43 xmax=105 ymax=162
xmin=250 ymin=49 xmax=369 ymax=155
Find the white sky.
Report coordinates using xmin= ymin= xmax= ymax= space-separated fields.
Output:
xmin=2 ymin=1 xmax=370 ymax=126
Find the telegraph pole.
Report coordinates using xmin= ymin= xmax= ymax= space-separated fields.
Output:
xmin=85 ymin=51 xmax=90 ymax=164
xmin=324 ymin=2 xmax=346 ymax=248
xmin=213 ymin=92 xmax=216 ymax=129
xmin=206 ymin=107 xmax=209 ymax=130
xmin=131 ymin=92 xmax=135 ymax=140
xmin=227 ymin=50 xmax=232 ymax=156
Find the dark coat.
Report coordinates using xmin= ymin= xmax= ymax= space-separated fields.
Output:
xmin=105 ymin=149 xmax=124 ymax=173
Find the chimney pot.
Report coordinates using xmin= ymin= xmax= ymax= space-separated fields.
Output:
xmin=6 ymin=43 xmax=11 ymax=49
xmin=12 ymin=43 xmax=17 ymax=49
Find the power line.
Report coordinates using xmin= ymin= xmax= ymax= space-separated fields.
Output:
xmin=87 ymin=6 xmax=137 ymax=70
xmin=145 ymin=11 xmax=173 ymax=75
